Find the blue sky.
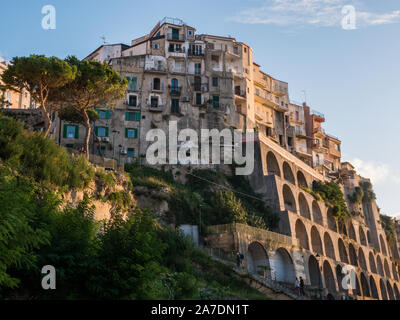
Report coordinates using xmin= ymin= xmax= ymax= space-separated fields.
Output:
xmin=1 ymin=0 xmax=400 ymax=216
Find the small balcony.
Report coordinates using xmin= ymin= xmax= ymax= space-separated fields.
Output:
xmin=188 ymin=48 xmax=205 ymax=57
xmin=167 ymin=33 xmax=185 ymax=42
xmin=127 ymin=104 xmax=141 ymax=111
xmin=169 ymin=86 xmax=182 ymax=96
xmin=145 ymin=65 xmax=167 ymax=74
xmin=234 ymin=88 xmax=246 ymax=100
xmin=147 ymin=103 xmax=165 ymax=112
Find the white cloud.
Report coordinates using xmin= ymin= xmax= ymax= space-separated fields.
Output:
xmin=229 ymin=0 xmax=400 ymax=28
xmin=350 ymin=158 xmax=400 ymax=185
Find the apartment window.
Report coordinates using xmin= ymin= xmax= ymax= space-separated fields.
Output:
xmin=212 ymin=77 xmax=218 ymax=87
xmin=153 ymin=78 xmax=161 ymax=90
xmin=279 ymin=135 xmax=284 ymax=146
xmin=194 ymin=76 xmax=201 ymax=91
xmin=266 ymin=127 xmax=272 ymax=137
xmin=153 ymin=43 xmax=159 ymax=49
xmin=127 ymin=148 xmax=135 ymax=158
xmin=125 ymin=128 xmax=138 ymax=139
xmin=296 ymin=125 xmax=301 ymax=134
xmin=126 ymin=76 xmax=137 ymax=91
xmin=288 ymin=137 xmax=293 ymax=147
xmin=63 ymin=125 xmax=79 ymax=139
xmin=6 ymin=92 xmax=11 ymax=101
xmin=196 ymin=93 xmax=202 ymax=105
xmin=212 ymin=95 xmax=220 ymax=108
xmin=195 ymin=63 xmax=201 ymax=75
xmin=171 ymin=99 xmax=180 ymax=113
xmin=97 ymin=109 xmax=110 ymax=119
xmin=150 ymin=96 xmax=159 ymax=108
xmin=95 ymin=127 xmax=109 ymax=137
xmin=171 ymin=78 xmax=179 ymax=92
xmin=126 ymin=112 xmax=141 ymax=121
xmin=335 ymin=144 xmax=340 ymax=151
xmin=188 ymin=30 xmax=193 ymax=36
xmin=244 ymin=47 xmax=247 ymax=53
xmin=128 ymin=95 xmax=138 ymax=107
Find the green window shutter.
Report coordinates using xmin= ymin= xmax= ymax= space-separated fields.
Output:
xmin=135 ymin=112 xmax=141 ymax=121
xmin=63 ymin=124 xmax=67 ymax=138
xmin=125 ymin=112 xmax=129 ymax=121
xmin=95 ymin=126 xmax=99 ymax=136
xmin=125 ymin=128 xmax=128 ymax=138
xmin=106 ymin=110 xmax=111 ymax=119
xmin=75 ymin=125 xmax=79 ymax=139
xmin=105 ymin=127 xmax=109 ymax=137
xmin=134 ymin=128 xmax=138 ymax=138
xmin=133 ymin=77 xmax=137 ymax=90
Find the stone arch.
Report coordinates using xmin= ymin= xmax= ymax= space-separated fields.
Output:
xmin=297 ymin=171 xmax=308 ymax=188
xmin=380 ymin=278 xmax=388 ymax=300
xmin=308 ymin=255 xmax=322 ymax=287
xmin=338 ymin=238 xmax=349 ymax=264
xmin=358 ymin=248 xmax=367 ymax=271
xmin=369 ymin=276 xmax=379 ymax=299
xmin=354 ymin=274 xmax=362 ymax=297
xmin=394 ymin=284 xmax=400 ymax=300
xmin=392 ymin=264 xmax=399 ymax=282
xmin=272 ymin=248 xmax=296 ymax=283
xmin=310 ymin=226 xmax=323 ymax=255
xmin=366 ymin=230 xmax=371 ymax=246
xmin=312 ymin=201 xmax=323 ymax=225
xmin=386 ymin=281 xmax=395 ymax=300
xmin=376 ymin=256 xmax=384 ymax=277
xmin=282 ymin=184 xmax=296 ymax=212
xmin=384 ymin=259 xmax=391 ymax=279
xmin=360 ymin=273 xmax=370 ymax=297
xmin=298 ymin=193 xmax=311 ymax=219
xmin=348 ymin=223 xmax=356 ymax=242
xmin=327 ymin=208 xmax=337 ymax=232
xmin=379 ymin=235 xmax=387 ymax=256
xmin=359 ymin=227 xmax=367 ymax=246
xmin=335 ymin=265 xmax=346 ymax=293
xmin=348 ymin=243 xmax=358 ymax=267
xmin=324 ymin=233 xmax=336 ymax=260
xmin=369 ymin=252 xmax=377 ymax=274
xmin=295 ymin=219 xmax=309 ymax=250
xmin=282 ymin=162 xmax=295 ymax=184
xmin=338 ymin=220 xmax=347 ymax=236
xmin=248 ymin=242 xmax=271 ymax=276
xmin=323 ymin=261 xmax=336 ymax=292
xmin=266 ymin=151 xmax=281 ymax=177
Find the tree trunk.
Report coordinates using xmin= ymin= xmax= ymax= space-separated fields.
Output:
xmin=41 ymin=105 xmax=52 ymax=137
xmin=83 ymin=110 xmax=91 ymax=160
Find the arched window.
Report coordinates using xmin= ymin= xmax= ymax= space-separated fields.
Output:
xmin=295 ymin=219 xmax=309 ymax=250
xmin=267 ymin=152 xmax=281 ymax=176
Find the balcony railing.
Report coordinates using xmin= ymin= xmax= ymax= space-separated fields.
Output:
xmin=167 ymin=33 xmax=185 ymax=41
xmin=168 ymin=47 xmax=186 ymax=54
xmin=188 ymin=49 xmax=205 ymax=56
xmin=169 ymin=86 xmax=182 ymax=96
xmin=234 ymin=89 xmax=246 ymax=98
xmin=127 ymin=104 xmax=141 ymax=111
xmin=147 ymin=104 xmax=165 ymax=112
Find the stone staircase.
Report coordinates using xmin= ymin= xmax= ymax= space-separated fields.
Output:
xmin=208 ymin=254 xmax=308 ymax=300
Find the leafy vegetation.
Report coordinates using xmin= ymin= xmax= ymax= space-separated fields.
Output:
xmin=380 ymin=214 xmax=397 ymax=247
xmin=0 ymin=119 xmax=269 ymax=300
xmin=311 ymin=181 xmax=350 ymax=221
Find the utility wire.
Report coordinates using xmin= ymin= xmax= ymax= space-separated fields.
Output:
xmin=186 ymin=172 xmax=269 ymax=204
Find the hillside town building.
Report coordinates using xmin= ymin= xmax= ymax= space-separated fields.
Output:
xmin=5 ymin=17 xmax=400 ymax=300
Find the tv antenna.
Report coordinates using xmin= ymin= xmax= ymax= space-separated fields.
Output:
xmin=302 ymin=90 xmax=307 ymax=104
xmin=101 ymin=35 xmax=107 ymax=45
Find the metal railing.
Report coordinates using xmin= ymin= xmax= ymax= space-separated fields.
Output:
xmin=167 ymin=33 xmax=185 ymax=41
